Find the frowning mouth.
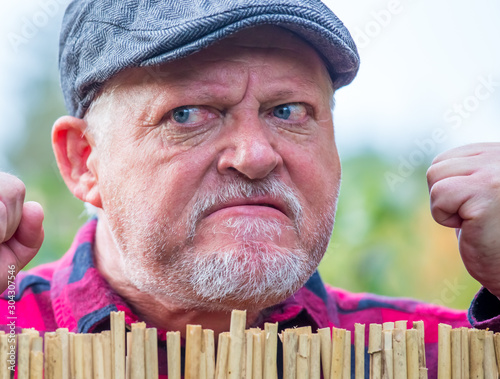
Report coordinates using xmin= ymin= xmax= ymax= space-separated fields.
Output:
xmin=204 ymin=197 xmax=288 ymax=218
xmin=186 ymin=178 xmax=304 ymax=240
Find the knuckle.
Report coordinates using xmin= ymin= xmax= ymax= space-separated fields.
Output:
xmin=430 ymin=151 xmax=445 ymax=166
xmin=428 ymin=179 xmax=444 ymax=201
xmin=426 ymin=165 xmax=437 ymax=185
xmin=0 ymin=173 xmax=26 ymax=202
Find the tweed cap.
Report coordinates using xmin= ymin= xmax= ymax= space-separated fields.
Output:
xmin=59 ymin=0 xmax=360 ymax=118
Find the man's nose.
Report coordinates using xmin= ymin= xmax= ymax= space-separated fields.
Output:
xmin=217 ymin=115 xmax=282 ymax=180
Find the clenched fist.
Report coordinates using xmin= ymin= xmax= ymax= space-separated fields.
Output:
xmin=427 ymin=143 xmax=500 ymax=299
xmin=0 ymin=173 xmax=44 ymax=293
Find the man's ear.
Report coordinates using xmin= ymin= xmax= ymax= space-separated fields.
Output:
xmin=52 ymin=116 xmax=102 ymax=208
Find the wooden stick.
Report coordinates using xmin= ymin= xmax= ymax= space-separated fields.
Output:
xmin=343 ymin=330 xmax=351 ymax=379
xmin=460 ymin=328 xmax=469 ymax=379
xmin=263 ymin=323 xmax=278 ymax=379
xmin=31 ymin=336 xmax=44 ymax=378
xmin=494 ymin=333 xmax=500 ymax=379
xmin=22 ymin=328 xmax=40 ymax=337
xmin=185 ymin=325 xmax=202 ymax=379
xmin=242 ymin=331 xmax=247 ymax=379
xmin=0 ymin=333 xmax=9 ymax=379
xmin=82 ymin=333 xmax=93 ymax=379
xmin=145 ymin=328 xmax=158 ymax=379
xmin=102 ymin=331 xmax=113 ymax=379
xmin=228 ymin=310 xmax=246 ymax=379
xmin=283 ymin=330 xmax=298 ymax=379
xmin=111 ymin=311 xmax=126 ymax=379
xmin=295 ymin=327 xmax=313 ymax=336
xmin=468 ymin=329 xmax=484 ymax=379
xmin=395 ymin=321 xmax=407 ymax=330
xmin=318 ymin=328 xmax=332 ymax=379
xmin=56 ymin=328 xmax=70 ymax=379
xmin=245 ymin=331 xmax=254 ymax=379
xmin=418 ymin=368 xmax=428 ymax=379
xmin=93 ymin=333 xmax=106 ymax=379
xmin=406 ymin=329 xmax=419 ymax=379
xmin=261 ymin=330 xmax=266 ymax=373
xmin=18 ymin=332 xmax=31 ymax=379
xmin=330 ymin=327 xmax=345 ymax=379
xmin=73 ymin=333 xmax=84 ymax=379
xmin=437 ymin=324 xmax=451 ymax=379
xmin=204 ymin=329 xmax=215 ymax=379
xmin=125 ymin=332 xmax=132 ymax=379
xmin=297 ymin=333 xmax=310 ymax=379
xmin=369 ymin=323 xmax=383 ymax=379
xmin=450 ymin=329 xmax=461 ymax=379
xmin=382 ymin=329 xmax=393 ymax=379
xmin=215 ymin=332 xmax=230 ymax=379
xmin=166 ymin=332 xmax=181 ymax=379
xmin=131 ymin=322 xmax=146 ymax=379
xmin=200 ymin=346 xmax=207 ymax=379
xmin=44 ymin=332 xmax=55 ymax=377
xmin=412 ymin=321 xmax=426 ymax=370
xmin=310 ymin=333 xmax=321 ymax=379
xmin=484 ymin=331 xmax=497 ymax=379
xmin=354 ymin=324 xmax=365 ymax=379
xmin=383 ymin=323 xmax=395 ymax=331
xmin=30 ymin=348 xmax=44 ymax=379
xmin=393 ymin=328 xmax=407 ymax=379
xmin=69 ymin=332 xmax=76 ymax=379
xmin=253 ymin=332 xmax=263 ymax=379
xmin=45 ymin=332 xmax=63 ymax=379
xmin=31 ymin=335 xmax=43 ymax=352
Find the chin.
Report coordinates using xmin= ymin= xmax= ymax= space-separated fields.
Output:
xmin=178 ymin=243 xmax=317 ymax=311
xmin=123 ymin=235 xmax=323 ymax=313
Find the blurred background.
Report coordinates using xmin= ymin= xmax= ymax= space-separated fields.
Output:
xmin=1 ymin=0 xmax=499 ymax=309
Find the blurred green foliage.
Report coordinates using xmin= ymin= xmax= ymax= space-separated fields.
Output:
xmin=319 ymin=152 xmax=479 ymax=308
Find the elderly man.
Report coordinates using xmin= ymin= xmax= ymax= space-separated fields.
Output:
xmin=1 ymin=0 xmax=500 ymax=377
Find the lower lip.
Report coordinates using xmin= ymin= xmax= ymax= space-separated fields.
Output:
xmin=206 ymin=205 xmax=289 ymax=221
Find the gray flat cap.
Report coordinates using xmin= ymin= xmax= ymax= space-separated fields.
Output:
xmin=59 ymin=0 xmax=360 ymax=118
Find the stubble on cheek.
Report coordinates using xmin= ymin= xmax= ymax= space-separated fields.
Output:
xmin=102 ymin=173 xmax=338 ymax=310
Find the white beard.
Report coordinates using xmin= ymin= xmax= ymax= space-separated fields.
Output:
xmin=104 ymin=175 xmax=338 ymax=311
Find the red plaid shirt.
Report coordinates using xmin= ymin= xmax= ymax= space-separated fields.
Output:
xmin=2 ymin=219 xmax=499 ymax=378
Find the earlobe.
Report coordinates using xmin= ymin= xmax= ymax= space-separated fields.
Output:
xmin=52 ymin=116 xmax=102 ymax=208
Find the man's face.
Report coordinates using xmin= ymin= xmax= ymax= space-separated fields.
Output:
xmin=90 ymin=25 xmax=341 ymax=311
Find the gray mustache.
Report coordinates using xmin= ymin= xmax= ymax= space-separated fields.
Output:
xmin=187 ymin=176 xmax=303 ymax=239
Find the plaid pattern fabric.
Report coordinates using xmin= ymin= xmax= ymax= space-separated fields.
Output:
xmin=2 ymin=219 xmax=499 ymax=377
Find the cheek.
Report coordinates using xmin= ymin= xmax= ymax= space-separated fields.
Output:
xmin=285 ymin=142 xmax=340 ymax=208
xmin=126 ymin=145 xmax=218 ymax=221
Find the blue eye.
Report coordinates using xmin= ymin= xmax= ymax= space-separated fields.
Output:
xmin=168 ymin=106 xmax=219 ymax=127
xmin=273 ymin=105 xmax=292 ymax=120
xmin=173 ymin=107 xmax=191 ymax=123
xmin=272 ymin=103 xmax=308 ymax=122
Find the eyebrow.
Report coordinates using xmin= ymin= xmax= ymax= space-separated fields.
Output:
xmin=267 ymin=89 xmax=296 ymax=100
